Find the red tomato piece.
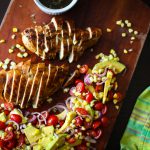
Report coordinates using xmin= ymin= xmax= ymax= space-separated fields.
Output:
xmin=4 ymin=110 xmax=10 ymax=115
xmin=0 ymin=121 xmax=6 ymax=130
xmin=76 ymin=144 xmax=87 ymax=150
xmin=94 ymin=102 xmax=104 ymax=111
xmin=79 ymin=65 xmax=89 ymax=74
xmin=6 ymin=139 xmax=16 ymax=149
xmin=101 ymin=117 xmax=109 ymax=127
xmin=28 ymin=115 xmax=38 ymax=125
xmin=4 ymin=103 xmax=14 ymax=111
xmin=101 ymin=105 xmax=108 ymax=115
xmin=95 ymin=85 xmax=103 ymax=92
xmin=67 ymin=137 xmax=76 ymax=144
xmin=75 ymin=79 xmax=83 ymax=85
xmin=17 ymin=134 xmax=25 ymax=147
xmin=4 ymin=131 xmax=14 ymax=141
xmin=76 ymin=82 xmax=85 ymax=92
xmin=76 ymin=108 xmax=88 ymax=115
xmin=92 ymin=120 xmax=101 ymax=129
xmin=85 ymin=92 xmax=93 ymax=103
xmin=59 ymin=120 xmax=64 ymax=127
xmin=75 ymin=116 xmax=83 ymax=127
xmin=47 ymin=115 xmax=58 ymax=126
xmin=108 ymin=91 xmax=114 ymax=100
xmin=10 ymin=114 xmax=22 ymax=124
xmin=84 ymin=121 xmax=92 ymax=129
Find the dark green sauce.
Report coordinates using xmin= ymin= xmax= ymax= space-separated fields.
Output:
xmin=40 ymin=0 xmax=72 ymax=9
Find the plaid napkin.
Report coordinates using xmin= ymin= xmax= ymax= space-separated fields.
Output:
xmin=121 ymin=87 xmax=150 ymax=150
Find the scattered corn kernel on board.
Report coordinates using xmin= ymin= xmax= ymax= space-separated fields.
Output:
xmin=0 ymin=0 xmax=150 ymax=149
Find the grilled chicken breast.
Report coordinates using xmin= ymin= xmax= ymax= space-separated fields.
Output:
xmin=0 ymin=60 xmax=68 ymax=108
xmin=22 ymin=17 xmax=102 ymax=63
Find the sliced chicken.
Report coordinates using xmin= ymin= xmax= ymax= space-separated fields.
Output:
xmin=0 ymin=61 xmax=68 ymax=108
xmin=22 ymin=17 xmax=102 ymax=63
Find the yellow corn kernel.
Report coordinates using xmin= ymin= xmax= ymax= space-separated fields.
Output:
xmin=12 ymin=27 xmax=18 ymax=33
xmin=123 ymin=49 xmax=128 ymax=54
xmin=106 ymin=28 xmax=112 ymax=32
xmin=8 ymin=49 xmax=14 ymax=53
xmin=0 ymin=39 xmax=6 ymax=44
xmin=122 ymin=33 xmax=126 ymax=37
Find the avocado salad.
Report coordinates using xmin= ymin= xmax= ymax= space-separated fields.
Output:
xmin=0 ymin=50 xmax=125 ymax=150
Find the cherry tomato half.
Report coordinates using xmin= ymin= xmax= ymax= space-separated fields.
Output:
xmin=95 ymin=85 xmax=103 ymax=92
xmin=10 ymin=114 xmax=22 ymax=124
xmin=75 ymin=116 xmax=83 ymax=127
xmin=101 ymin=117 xmax=109 ymax=127
xmin=85 ymin=92 xmax=93 ymax=103
xmin=6 ymin=139 xmax=16 ymax=149
xmin=76 ymin=82 xmax=85 ymax=93
xmin=17 ymin=134 xmax=25 ymax=147
xmin=4 ymin=131 xmax=14 ymax=141
xmin=67 ymin=137 xmax=76 ymax=144
xmin=76 ymin=108 xmax=88 ymax=115
xmin=94 ymin=102 xmax=104 ymax=111
xmin=47 ymin=115 xmax=58 ymax=126
xmin=79 ymin=65 xmax=89 ymax=74
xmin=75 ymin=79 xmax=83 ymax=85
xmin=0 ymin=121 xmax=6 ymax=130
xmin=4 ymin=103 xmax=14 ymax=111
xmin=92 ymin=120 xmax=101 ymax=129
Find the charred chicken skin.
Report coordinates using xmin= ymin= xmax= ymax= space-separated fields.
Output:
xmin=22 ymin=17 xmax=102 ymax=63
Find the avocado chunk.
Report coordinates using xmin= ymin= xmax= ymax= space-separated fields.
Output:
xmin=38 ymin=136 xmax=53 ymax=149
xmin=73 ymin=98 xmax=94 ymax=118
xmin=33 ymin=144 xmax=43 ymax=150
xmin=0 ymin=130 xmax=6 ymax=139
xmin=0 ymin=112 xmax=7 ymax=122
xmin=103 ymin=70 xmax=113 ymax=103
xmin=56 ymin=110 xmax=67 ymax=120
xmin=10 ymin=108 xmax=27 ymax=123
xmin=24 ymin=125 xmax=42 ymax=144
xmin=42 ymin=126 xmax=54 ymax=136
xmin=56 ymin=111 xmax=76 ymax=134
xmin=93 ymin=60 xmax=126 ymax=74
xmin=45 ymin=134 xmax=66 ymax=150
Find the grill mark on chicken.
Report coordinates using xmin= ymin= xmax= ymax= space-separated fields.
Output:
xmin=22 ymin=17 xmax=102 ymax=62
xmin=0 ymin=70 xmax=7 ymax=100
xmin=0 ymin=61 xmax=68 ymax=108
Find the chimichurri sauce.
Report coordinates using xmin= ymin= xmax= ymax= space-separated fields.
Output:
xmin=40 ymin=0 xmax=72 ymax=9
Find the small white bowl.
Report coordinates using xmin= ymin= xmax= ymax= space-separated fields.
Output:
xmin=34 ymin=0 xmax=78 ymax=15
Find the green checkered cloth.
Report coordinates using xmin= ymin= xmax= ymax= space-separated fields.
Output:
xmin=121 ymin=87 xmax=150 ymax=150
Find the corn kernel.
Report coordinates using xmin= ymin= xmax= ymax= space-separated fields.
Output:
xmin=113 ymin=99 xmax=118 ymax=104
xmin=125 ymin=20 xmax=129 ymax=24
xmin=23 ymin=52 xmax=28 ymax=58
xmin=131 ymin=36 xmax=135 ymax=40
xmin=127 ymin=22 xmax=132 ymax=27
xmin=85 ymin=117 xmax=91 ymax=123
xmin=134 ymin=31 xmax=138 ymax=35
xmin=121 ymin=23 xmax=124 ymax=28
xmin=122 ymin=33 xmax=126 ymax=37
xmin=12 ymin=27 xmax=18 ymax=33
xmin=115 ymin=105 xmax=119 ymax=110
xmin=17 ymin=53 xmax=23 ymax=58
xmin=106 ymin=28 xmax=112 ymax=32
xmin=2 ymin=64 xmax=7 ymax=70
xmin=0 ymin=61 xmax=3 ymax=67
xmin=77 ymin=64 xmax=81 ymax=68
xmin=128 ymin=28 xmax=133 ymax=33
xmin=0 ymin=39 xmax=6 ymax=44
xmin=11 ymin=34 xmax=16 ymax=39
xmin=8 ymin=49 xmax=14 ymax=53
xmin=123 ymin=49 xmax=128 ymax=54
xmin=16 ymin=44 xmax=21 ymax=48
xmin=4 ymin=58 xmax=11 ymax=65
xmin=116 ymin=20 xmax=122 ymax=25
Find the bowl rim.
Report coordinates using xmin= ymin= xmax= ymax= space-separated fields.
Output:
xmin=34 ymin=0 xmax=78 ymax=14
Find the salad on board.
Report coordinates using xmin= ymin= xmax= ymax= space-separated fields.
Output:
xmin=0 ymin=50 xmax=126 ymax=150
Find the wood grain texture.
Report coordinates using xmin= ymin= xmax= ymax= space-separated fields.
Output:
xmin=0 ymin=0 xmax=150 ymax=149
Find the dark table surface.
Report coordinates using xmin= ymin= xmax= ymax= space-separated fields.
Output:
xmin=0 ymin=1 xmax=150 ymax=150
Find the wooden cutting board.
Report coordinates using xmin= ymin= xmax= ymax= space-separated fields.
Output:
xmin=0 ymin=0 xmax=150 ymax=149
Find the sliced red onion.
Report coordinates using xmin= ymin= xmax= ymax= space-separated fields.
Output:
xmin=69 ymin=87 xmax=76 ymax=96
xmin=94 ymin=129 xmax=102 ymax=139
xmin=48 ymin=104 xmax=68 ymax=114
xmin=97 ymin=111 xmax=102 ymax=119
xmin=41 ymin=111 xmax=48 ymax=119
xmin=24 ymin=111 xmax=30 ymax=117
xmin=96 ymin=78 xmax=107 ymax=85
xmin=95 ymin=67 xmax=108 ymax=78
xmin=65 ymin=97 xmax=74 ymax=110
xmin=28 ymin=114 xmax=37 ymax=123
xmin=37 ymin=114 xmax=47 ymax=125
xmin=6 ymin=120 xmax=19 ymax=131
xmin=20 ymin=124 xmax=27 ymax=130
xmin=84 ymin=74 xmax=92 ymax=85
xmin=85 ymin=136 xmax=97 ymax=143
